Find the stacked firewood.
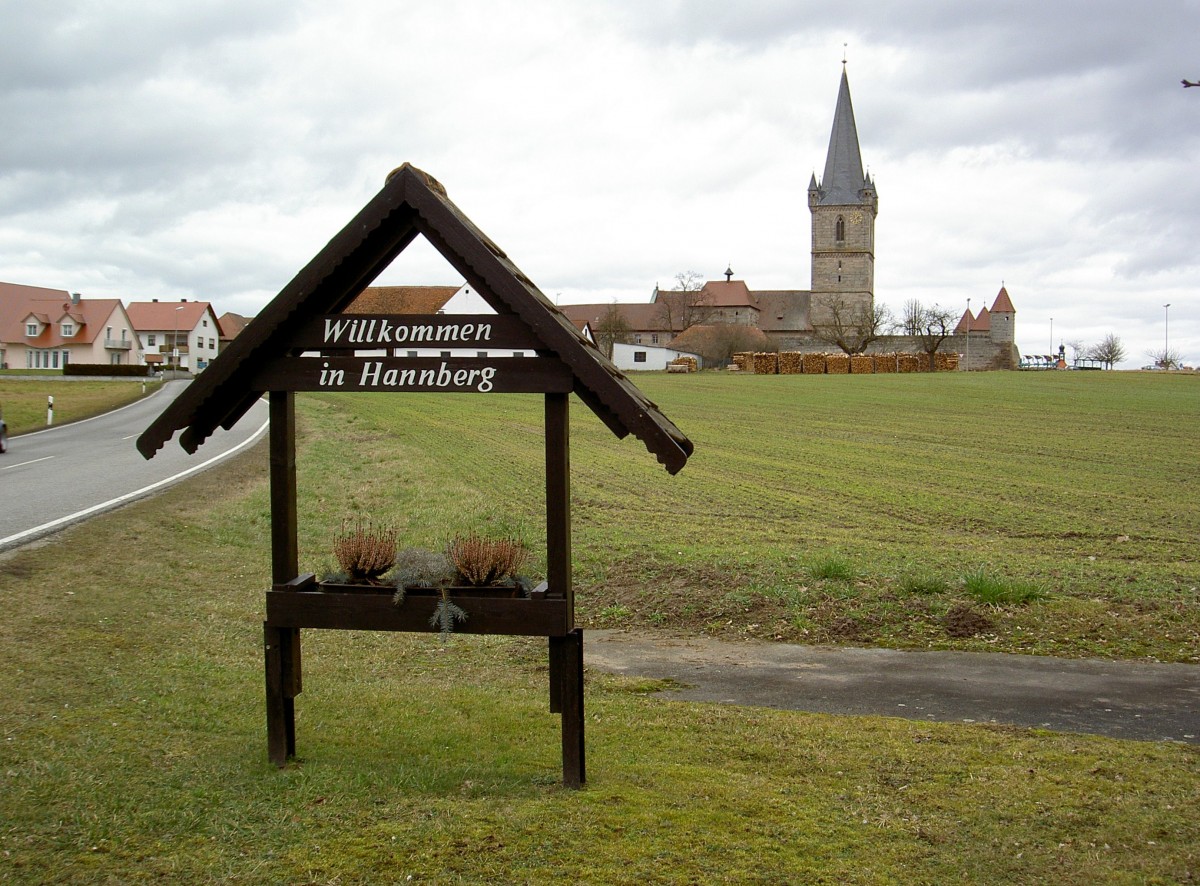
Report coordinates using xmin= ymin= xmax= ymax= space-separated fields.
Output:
xmin=935 ymin=353 xmax=959 ymax=371
xmin=826 ymin=353 xmax=850 ymax=374
xmin=753 ymin=352 xmax=779 ymax=374
xmin=850 ymin=355 xmax=873 ymax=374
xmin=669 ymin=356 xmax=698 ymax=372
xmin=731 ymin=353 xmax=753 ymax=372
xmin=779 ymin=352 xmax=804 ymax=374
xmin=898 ymin=354 xmax=920 ymax=373
xmin=802 ymin=353 xmax=826 ymax=374
xmin=873 ymin=353 xmax=898 ymax=373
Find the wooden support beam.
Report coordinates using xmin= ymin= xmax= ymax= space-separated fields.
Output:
xmin=559 ymin=629 xmax=586 ymax=787
xmin=267 ymin=391 xmax=300 ymax=763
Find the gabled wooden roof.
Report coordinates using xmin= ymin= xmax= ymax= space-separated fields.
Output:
xmin=137 ymin=163 xmax=693 ymax=474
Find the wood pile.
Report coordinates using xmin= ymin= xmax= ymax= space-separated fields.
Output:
xmin=802 ymin=353 xmax=826 ymax=374
xmin=826 ymin=353 xmax=850 ymax=374
xmin=898 ymin=354 xmax=920 ymax=373
xmin=668 ymin=356 xmax=698 ymax=372
xmin=935 ymin=353 xmax=959 ymax=371
xmin=873 ymin=353 xmax=898 ymax=373
xmin=753 ymin=352 xmax=779 ymax=374
xmin=916 ymin=353 xmax=931 ymax=372
xmin=779 ymin=352 xmax=804 ymax=374
xmin=850 ymin=355 xmax=873 ymax=374
xmin=732 ymin=352 xmax=753 ymax=372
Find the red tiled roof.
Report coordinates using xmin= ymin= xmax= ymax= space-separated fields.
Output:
xmin=345 ymin=285 xmax=459 ymax=315
xmin=126 ymin=300 xmax=214 ymax=332
xmin=991 ymin=286 xmax=1015 ymax=314
xmin=218 ymin=312 xmax=252 ymax=340
xmin=954 ymin=308 xmax=975 ymax=334
xmin=972 ymin=306 xmax=991 ymax=332
xmin=698 ymin=280 xmax=756 ymax=307
xmin=559 ymin=302 xmax=672 ymax=332
xmin=0 ymin=281 xmax=124 ymax=347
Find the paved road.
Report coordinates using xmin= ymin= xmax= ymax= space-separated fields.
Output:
xmin=586 ymin=630 xmax=1200 ymax=744
xmin=0 ymin=380 xmax=268 ymax=552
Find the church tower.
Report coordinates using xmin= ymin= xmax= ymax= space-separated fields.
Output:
xmin=808 ymin=65 xmax=877 ymax=326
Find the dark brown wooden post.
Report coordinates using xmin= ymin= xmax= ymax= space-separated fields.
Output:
xmin=266 ymin=391 xmax=300 ymax=764
xmin=545 ymin=392 xmax=584 ymax=786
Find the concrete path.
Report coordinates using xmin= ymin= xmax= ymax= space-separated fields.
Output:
xmin=585 ymin=630 xmax=1200 ymax=744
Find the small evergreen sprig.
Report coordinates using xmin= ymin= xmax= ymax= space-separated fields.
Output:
xmin=429 ymin=587 xmax=467 ymax=640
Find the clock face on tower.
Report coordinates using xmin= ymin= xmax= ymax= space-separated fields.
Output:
xmin=850 ymin=211 xmax=864 ymax=224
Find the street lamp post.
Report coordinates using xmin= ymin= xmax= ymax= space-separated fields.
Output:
xmin=1050 ymin=317 xmax=1054 ymax=354
xmin=1164 ymin=303 xmax=1171 ymax=368
xmin=173 ymin=305 xmax=185 ymax=376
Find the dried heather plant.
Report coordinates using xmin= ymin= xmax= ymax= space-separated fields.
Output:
xmin=446 ymin=534 xmax=529 ymax=586
xmin=332 ymin=518 xmax=398 ymax=583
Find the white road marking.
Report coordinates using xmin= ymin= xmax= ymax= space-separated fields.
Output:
xmin=1 ymin=456 xmax=56 ymax=471
xmin=0 ymin=418 xmax=268 ymax=549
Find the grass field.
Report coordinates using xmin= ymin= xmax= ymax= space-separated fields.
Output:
xmin=0 ymin=370 xmax=1196 ymax=882
xmin=289 ymin=370 xmax=1199 ymax=662
xmin=0 ymin=377 xmax=161 ymax=434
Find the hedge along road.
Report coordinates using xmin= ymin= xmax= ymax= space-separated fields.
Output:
xmin=0 ymin=380 xmax=268 ymax=553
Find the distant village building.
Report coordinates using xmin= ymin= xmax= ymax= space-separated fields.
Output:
xmin=0 ymin=281 xmax=141 ymax=370
xmin=126 ymin=299 xmax=222 ymax=372
xmin=560 ymin=65 xmax=1020 ymax=370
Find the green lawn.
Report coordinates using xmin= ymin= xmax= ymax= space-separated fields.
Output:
xmin=0 ymin=377 xmax=161 ymax=434
xmin=0 ymin=370 xmax=1196 ymax=882
xmin=292 ymin=370 xmax=1199 ymax=662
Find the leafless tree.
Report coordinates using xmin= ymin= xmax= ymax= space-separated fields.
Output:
xmin=593 ymin=302 xmax=632 ymax=360
xmin=898 ymin=299 xmax=926 ymax=336
xmin=655 ymin=270 xmax=713 ymax=333
xmin=1086 ymin=333 xmax=1126 ymax=369
xmin=907 ymin=303 xmax=959 ymax=371
xmin=672 ymin=324 xmax=777 ymax=368
xmin=812 ymin=296 xmax=893 ymax=354
xmin=1146 ymin=346 xmax=1182 ymax=370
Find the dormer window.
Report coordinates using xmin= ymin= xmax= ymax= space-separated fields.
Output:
xmin=26 ymin=322 xmax=38 ymax=336
xmin=62 ymin=322 xmax=74 ymax=337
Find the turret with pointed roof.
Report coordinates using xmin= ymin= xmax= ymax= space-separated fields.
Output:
xmin=807 ymin=64 xmax=877 ymax=329
xmin=988 ymin=285 xmax=1015 ymax=344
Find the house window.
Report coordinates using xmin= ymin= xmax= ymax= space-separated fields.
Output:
xmin=209 ymin=338 xmax=215 ymax=349
xmin=62 ymin=322 xmax=74 ymax=337
xmin=651 ymin=334 xmax=659 ymax=344
xmin=836 ymin=216 xmax=845 ymax=241
xmin=203 ymin=319 xmax=208 ymax=327
xmin=634 ymin=334 xmax=642 ymax=344
xmin=25 ymin=322 xmax=38 ymax=336
xmin=148 ymin=334 xmax=156 ymax=346
xmin=62 ymin=350 xmax=70 ymax=365
xmin=633 ymin=351 xmax=647 ymax=363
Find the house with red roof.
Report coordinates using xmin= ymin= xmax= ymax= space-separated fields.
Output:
xmin=126 ymin=299 xmax=222 ymax=372
xmin=0 ymin=281 xmax=141 ymax=370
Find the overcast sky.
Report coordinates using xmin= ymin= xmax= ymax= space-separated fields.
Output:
xmin=2 ymin=0 xmax=1197 ymax=367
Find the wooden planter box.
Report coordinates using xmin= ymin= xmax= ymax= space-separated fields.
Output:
xmin=266 ymin=574 xmax=570 ymax=636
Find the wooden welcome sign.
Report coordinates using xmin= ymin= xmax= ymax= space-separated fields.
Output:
xmin=137 ymin=164 xmax=692 ymax=788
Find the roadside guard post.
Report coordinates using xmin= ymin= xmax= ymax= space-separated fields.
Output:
xmin=136 ymin=164 xmax=692 ymax=787
xmin=47 ymin=396 xmax=54 ymax=426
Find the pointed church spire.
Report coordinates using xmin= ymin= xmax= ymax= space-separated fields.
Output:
xmin=814 ymin=66 xmax=871 ymax=205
